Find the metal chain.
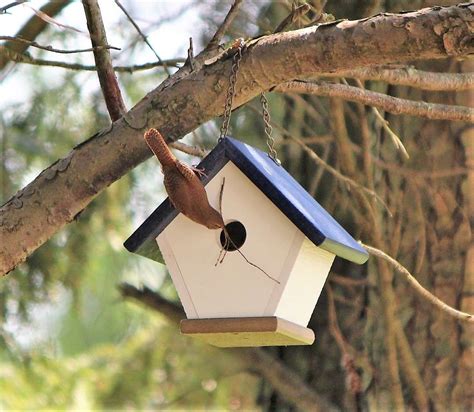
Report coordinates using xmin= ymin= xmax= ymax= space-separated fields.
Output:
xmin=219 ymin=44 xmax=243 ymax=141
xmin=260 ymin=93 xmax=281 ymax=165
xmin=218 ymin=41 xmax=280 ymax=166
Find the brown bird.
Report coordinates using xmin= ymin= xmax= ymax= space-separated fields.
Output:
xmin=144 ymin=128 xmax=224 ymax=230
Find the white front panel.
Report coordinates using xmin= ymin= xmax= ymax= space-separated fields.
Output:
xmin=274 ymin=238 xmax=335 ymax=327
xmin=157 ymin=161 xmax=300 ymax=319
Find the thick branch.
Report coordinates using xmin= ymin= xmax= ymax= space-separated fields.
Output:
xmin=1 ymin=3 xmax=473 ymax=275
xmin=82 ymin=0 xmax=126 ymax=121
xmin=119 ymin=284 xmax=337 ymax=412
xmin=274 ymin=80 xmax=474 ymax=122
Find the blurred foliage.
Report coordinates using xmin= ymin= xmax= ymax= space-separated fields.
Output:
xmin=1 ymin=314 xmax=259 ymax=409
xmin=0 ymin=1 xmax=265 ymax=409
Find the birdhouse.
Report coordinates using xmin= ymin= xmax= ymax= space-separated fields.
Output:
xmin=124 ymin=137 xmax=368 ymax=347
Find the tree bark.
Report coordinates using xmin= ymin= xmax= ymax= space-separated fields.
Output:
xmin=1 ymin=4 xmax=473 ymax=275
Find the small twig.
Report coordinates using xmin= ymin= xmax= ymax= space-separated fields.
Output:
xmin=352 ymin=78 xmax=409 ymax=159
xmin=1 ymin=49 xmax=184 ymax=72
xmin=23 ymin=2 xmax=85 ymax=34
xmin=204 ymin=0 xmax=243 ymax=52
xmin=0 ymin=36 xmax=120 ymax=54
xmin=169 ymin=141 xmax=207 ymax=158
xmin=274 ymin=3 xmax=311 ymax=33
xmin=277 ymin=134 xmax=333 ymax=146
xmin=274 ymin=80 xmax=474 ymax=123
xmin=371 ymin=106 xmax=409 ymax=158
xmin=83 ymin=0 xmax=126 ymax=122
xmin=347 ymin=139 xmax=471 ymax=179
xmin=216 ymin=179 xmax=229 ymax=265
xmin=326 ymin=285 xmax=363 ymax=397
xmin=326 ymin=285 xmax=349 ymax=353
xmin=0 ymin=1 xmax=72 ymax=72
xmin=361 ymin=242 xmax=474 ymax=323
xmin=0 ymin=0 xmax=27 ymax=14
xmin=291 ymin=135 xmax=392 ymax=216
xmin=114 ymin=0 xmax=170 ymax=76
xmin=216 ymin=178 xmax=280 ymax=284
xmin=186 ymin=37 xmax=195 ymax=71
xmin=308 ymin=142 xmax=331 ymax=196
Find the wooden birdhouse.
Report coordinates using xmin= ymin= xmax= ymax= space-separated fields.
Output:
xmin=124 ymin=137 xmax=368 ymax=347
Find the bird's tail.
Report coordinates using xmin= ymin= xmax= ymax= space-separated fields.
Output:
xmin=144 ymin=128 xmax=176 ymax=168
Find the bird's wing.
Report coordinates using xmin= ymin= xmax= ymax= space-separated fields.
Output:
xmin=175 ymin=160 xmax=197 ymax=182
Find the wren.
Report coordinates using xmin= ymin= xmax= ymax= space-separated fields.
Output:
xmin=144 ymin=128 xmax=224 ymax=230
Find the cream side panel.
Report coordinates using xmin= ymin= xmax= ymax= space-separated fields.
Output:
xmin=156 ymin=232 xmax=198 ymax=318
xmin=161 ymin=162 xmax=298 ymax=319
xmin=274 ymin=239 xmax=335 ymax=326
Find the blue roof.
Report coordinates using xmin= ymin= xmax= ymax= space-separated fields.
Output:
xmin=124 ymin=137 xmax=368 ymax=264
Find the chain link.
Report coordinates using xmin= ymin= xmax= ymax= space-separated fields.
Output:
xmin=219 ymin=45 xmax=242 ymax=141
xmin=218 ymin=41 xmax=280 ymax=166
xmin=260 ymin=93 xmax=281 ymax=165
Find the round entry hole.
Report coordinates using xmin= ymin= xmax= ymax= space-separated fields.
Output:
xmin=219 ymin=221 xmax=247 ymax=251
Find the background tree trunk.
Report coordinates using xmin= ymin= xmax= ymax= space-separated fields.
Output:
xmin=250 ymin=2 xmax=473 ymax=411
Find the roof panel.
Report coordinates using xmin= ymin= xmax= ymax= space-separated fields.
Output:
xmin=224 ymin=138 xmax=368 ymax=264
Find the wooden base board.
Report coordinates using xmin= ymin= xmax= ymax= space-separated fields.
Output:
xmin=180 ymin=316 xmax=315 ymax=347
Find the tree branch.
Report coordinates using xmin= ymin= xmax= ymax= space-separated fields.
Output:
xmin=0 ymin=49 xmax=184 ymax=71
xmin=291 ymin=134 xmax=392 ymax=215
xmin=204 ymin=0 xmax=243 ymax=52
xmin=0 ymin=36 xmax=119 ymax=54
xmin=114 ymin=0 xmax=170 ymax=76
xmin=119 ymin=283 xmax=337 ymax=412
xmin=0 ymin=0 xmax=72 ymax=71
xmin=0 ymin=1 xmax=27 ymax=14
xmin=82 ymin=0 xmax=126 ymax=121
xmin=351 ymin=78 xmax=408 ymax=159
xmin=274 ymin=80 xmax=474 ymax=122
xmin=1 ymin=3 xmax=473 ymax=275
xmin=169 ymin=141 xmax=208 ymax=158
xmin=326 ymin=66 xmax=474 ymax=91
xmin=361 ymin=242 xmax=474 ymax=323
xmin=119 ymin=283 xmax=184 ymax=324
xmin=273 ymin=3 xmax=311 ymax=33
